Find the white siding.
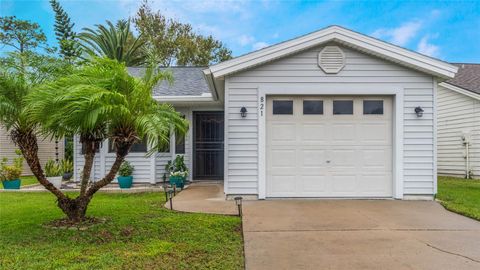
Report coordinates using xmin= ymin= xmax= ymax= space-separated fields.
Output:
xmin=437 ymin=86 xmax=480 ymax=178
xmin=1 ymin=125 xmax=65 ymax=175
xmin=225 ymin=44 xmax=436 ymax=196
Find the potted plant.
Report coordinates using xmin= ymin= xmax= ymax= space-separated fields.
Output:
xmin=0 ymin=150 xmax=24 ymax=189
xmin=166 ymin=155 xmax=189 ymax=189
xmin=61 ymin=159 xmax=74 ymax=180
xmin=117 ymin=161 xmax=134 ymax=189
xmin=44 ymin=159 xmax=63 ymax=189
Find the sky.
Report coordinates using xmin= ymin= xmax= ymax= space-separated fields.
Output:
xmin=1 ymin=0 xmax=480 ymax=63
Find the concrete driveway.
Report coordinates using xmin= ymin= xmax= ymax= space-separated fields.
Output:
xmin=242 ymin=200 xmax=480 ymax=270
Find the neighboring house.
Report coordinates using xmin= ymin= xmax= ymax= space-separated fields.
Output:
xmin=1 ymin=126 xmax=65 ymax=175
xmin=74 ymin=26 xmax=458 ymax=200
xmin=437 ymin=64 xmax=480 ymax=179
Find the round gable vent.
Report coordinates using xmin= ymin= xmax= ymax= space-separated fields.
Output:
xmin=318 ymin=46 xmax=345 ymax=74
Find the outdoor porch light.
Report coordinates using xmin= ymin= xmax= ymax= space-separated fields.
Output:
xmin=240 ymin=107 xmax=248 ymax=118
xmin=414 ymin=106 xmax=424 ymax=117
xmin=234 ymin=196 xmax=243 ymax=217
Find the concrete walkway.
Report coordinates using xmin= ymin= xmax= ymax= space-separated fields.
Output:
xmin=168 ymin=182 xmax=237 ymax=215
xmin=242 ymin=200 xmax=480 ymax=270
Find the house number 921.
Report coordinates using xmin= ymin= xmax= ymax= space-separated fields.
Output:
xmin=260 ymin=97 xmax=264 ymax=116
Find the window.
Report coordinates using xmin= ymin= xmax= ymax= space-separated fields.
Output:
xmin=303 ymin=100 xmax=323 ymax=115
xmin=333 ymin=100 xmax=353 ymax=115
xmin=363 ymin=100 xmax=384 ymax=115
xmin=273 ymin=100 xmax=293 ymax=115
xmin=109 ymin=138 xmax=148 ymax=153
xmin=175 ymin=131 xmax=185 ymax=154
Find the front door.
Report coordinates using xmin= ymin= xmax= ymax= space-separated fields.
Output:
xmin=193 ymin=111 xmax=224 ymax=180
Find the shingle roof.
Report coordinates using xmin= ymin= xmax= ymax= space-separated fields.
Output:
xmin=128 ymin=67 xmax=210 ymax=96
xmin=445 ymin=63 xmax=480 ymax=95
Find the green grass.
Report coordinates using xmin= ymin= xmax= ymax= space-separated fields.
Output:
xmin=437 ymin=176 xmax=480 ymax=221
xmin=0 ymin=192 xmax=244 ymax=270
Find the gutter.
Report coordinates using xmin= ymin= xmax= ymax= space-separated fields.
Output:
xmin=153 ymin=93 xmax=214 ymax=102
xmin=202 ymin=68 xmax=219 ymax=101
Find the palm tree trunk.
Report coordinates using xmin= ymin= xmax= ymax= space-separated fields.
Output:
xmin=12 ymin=128 xmax=66 ymax=200
xmin=79 ymin=141 xmax=96 ymax=196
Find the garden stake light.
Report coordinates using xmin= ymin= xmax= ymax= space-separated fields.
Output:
xmin=234 ymin=196 xmax=243 ymax=217
xmin=168 ymin=190 xmax=174 ymax=210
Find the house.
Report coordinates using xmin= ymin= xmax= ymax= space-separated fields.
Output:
xmin=1 ymin=126 xmax=65 ymax=175
xmin=73 ymin=25 xmax=458 ymax=199
xmin=437 ymin=64 xmax=480 ymax=179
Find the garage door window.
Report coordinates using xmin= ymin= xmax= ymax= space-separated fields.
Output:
xmin=363 ymin=100 xmax=384 ymax=115
xmin=303 ymin=100 xmax=323 ymax=115
xmin=273 ymin=100 xmax=293 ymax=115
xmin=333 ymin=100 xmax=353 ymax=115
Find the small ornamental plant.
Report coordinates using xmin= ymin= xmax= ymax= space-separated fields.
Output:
xmin=0 ymin=149 xmax=24 ymax=181
xmin=170 ymin=171 xmax=188 ymax=178
xmin=118 ymin=161 xmax=134 ymax=177
xmin=44 ymin=159 xmax=63 ymax=177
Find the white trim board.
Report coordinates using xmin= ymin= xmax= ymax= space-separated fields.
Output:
xmin=438 ymin=82 xmax=480 ymax=101
xmin=257 ymin=87 xmax=404 ymax=199
xmin=207 ymin=26 xmax=457 ymax=80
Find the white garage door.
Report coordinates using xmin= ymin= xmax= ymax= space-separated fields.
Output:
xmin=266 ymin=96 xmax=393 ymax=198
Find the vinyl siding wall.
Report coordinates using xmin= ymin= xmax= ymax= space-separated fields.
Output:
xmin=437 ymin=86 xmax=480 ymax=178
xmin=73 ymin=107 xmax=194 ymax=183
xmin=1 ymin=126 xmax=64 ymax=175
xmin=225 ymin=44 xmax=436 ymax=196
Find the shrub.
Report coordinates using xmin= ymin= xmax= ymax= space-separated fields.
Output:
xmin=118 ymin=161 xmax=134 ymax=176
xmin=165 ymin=155 xmax=189 ymax=178
xmin=0 ymin=150 xmax=24 ymax=181
xmin=60 ymin=159 xmax=73 ymax=173
xmin=44 ymin=159 xmax=63 ymax=177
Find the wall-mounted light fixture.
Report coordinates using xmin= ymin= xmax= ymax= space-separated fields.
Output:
xmin=414 ymin=106 xmax=424 ymax=117
xmin=240 ymin=107 xmax=248 ymax=118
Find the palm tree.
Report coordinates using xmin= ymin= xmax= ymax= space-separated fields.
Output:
xmin=27 ymin=57 xmax=188 ymax=222
xmin=0 ymin=52 xmax=70 ymax=200
xmin=79 ymin=20 xmax=145 ymax=66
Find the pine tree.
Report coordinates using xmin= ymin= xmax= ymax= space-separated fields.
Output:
xmin=50 ymin=0 xmax=80 ymax=61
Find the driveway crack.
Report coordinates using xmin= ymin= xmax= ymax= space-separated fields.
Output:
xmin=420 ymin=241 xmax=480 ymax=264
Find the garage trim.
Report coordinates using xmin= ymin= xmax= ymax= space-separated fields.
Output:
xmin=257 ymin=85 xmax=404 ymax=199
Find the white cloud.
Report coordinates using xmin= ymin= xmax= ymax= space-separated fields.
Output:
xmin=417 ymin=35 xmax=439 ymax=57
xmin=238 ymin=35 xmax=255 ymax=46
xmin=372 ymin=21 xmax=422 ymax=46
xmin=252 ymin=42 xmax=269 ymax=50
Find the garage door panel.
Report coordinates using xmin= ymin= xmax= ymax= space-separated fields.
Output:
xmin=267 ymin=95 xmax=393 ymax=198
xmin=301 ymin=123 xmax=329 ymax=142
xmin=332 ymin=124 xmax=357 ymax=141
xmin=269 ymin=149 xmax=296 ymax=167
xmin=301 ymin=149 xmax=328 ymax=167
xmin=269 ymin=123 xmax=296 ymax=142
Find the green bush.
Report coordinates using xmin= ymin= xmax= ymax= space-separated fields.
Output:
xmin=0 ymin=150 xmax=24 ymax=181
xmin=44 ymin=159 xmax=62 ymax=177
xmin=118 ymin=161 xmax=134 ymax=176
xmin=60 ymin=159 xmax=73 ymax=173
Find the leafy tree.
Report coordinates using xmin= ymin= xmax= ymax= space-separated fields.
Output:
xmin=0 ymin=52 xmax=71 ymax=201
xmin=134 ymin=1 xmax=232 ymax=66
xmin=26 ymin=58 xmax=188 ymax=222
xmin=79 ymin=20 xmax=145 ymax=66
xmin=50 ymin=0 xmax=81 ymax=61
xmin=0 ymin=16 xmax=47 ymax=53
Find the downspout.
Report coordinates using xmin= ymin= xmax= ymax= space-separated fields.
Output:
xmin=462 ymin=132 xmax=471 ymax=179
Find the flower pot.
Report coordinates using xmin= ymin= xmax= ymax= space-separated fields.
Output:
xmin=117 ymin=175 xmax=133 ymax=189
xmin=63 ymin=172 xmax=73 ymax=180
xmin=169 ymin=176 xmax=184 ymax=189
xmin=2 ymin=179 xmax=21 ymax=189
xmin=48 ymin=176 xmax=63 ymax=189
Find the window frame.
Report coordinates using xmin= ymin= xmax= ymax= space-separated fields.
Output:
xmin=333 ymin=100 xmax=354 ymax=115
xmin=363 ymin=100 xmax=384 ymax=115
xmin=272 ymin=100 xmax=294 ymax=115
xmin=303 ymin=100 xmax=324 ymax=115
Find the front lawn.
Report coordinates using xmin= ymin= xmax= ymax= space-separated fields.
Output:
xmin=0 ymin=192 xmax=243 ymax=269
xmin=437 ymin=176 xmax=480 ymax=221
